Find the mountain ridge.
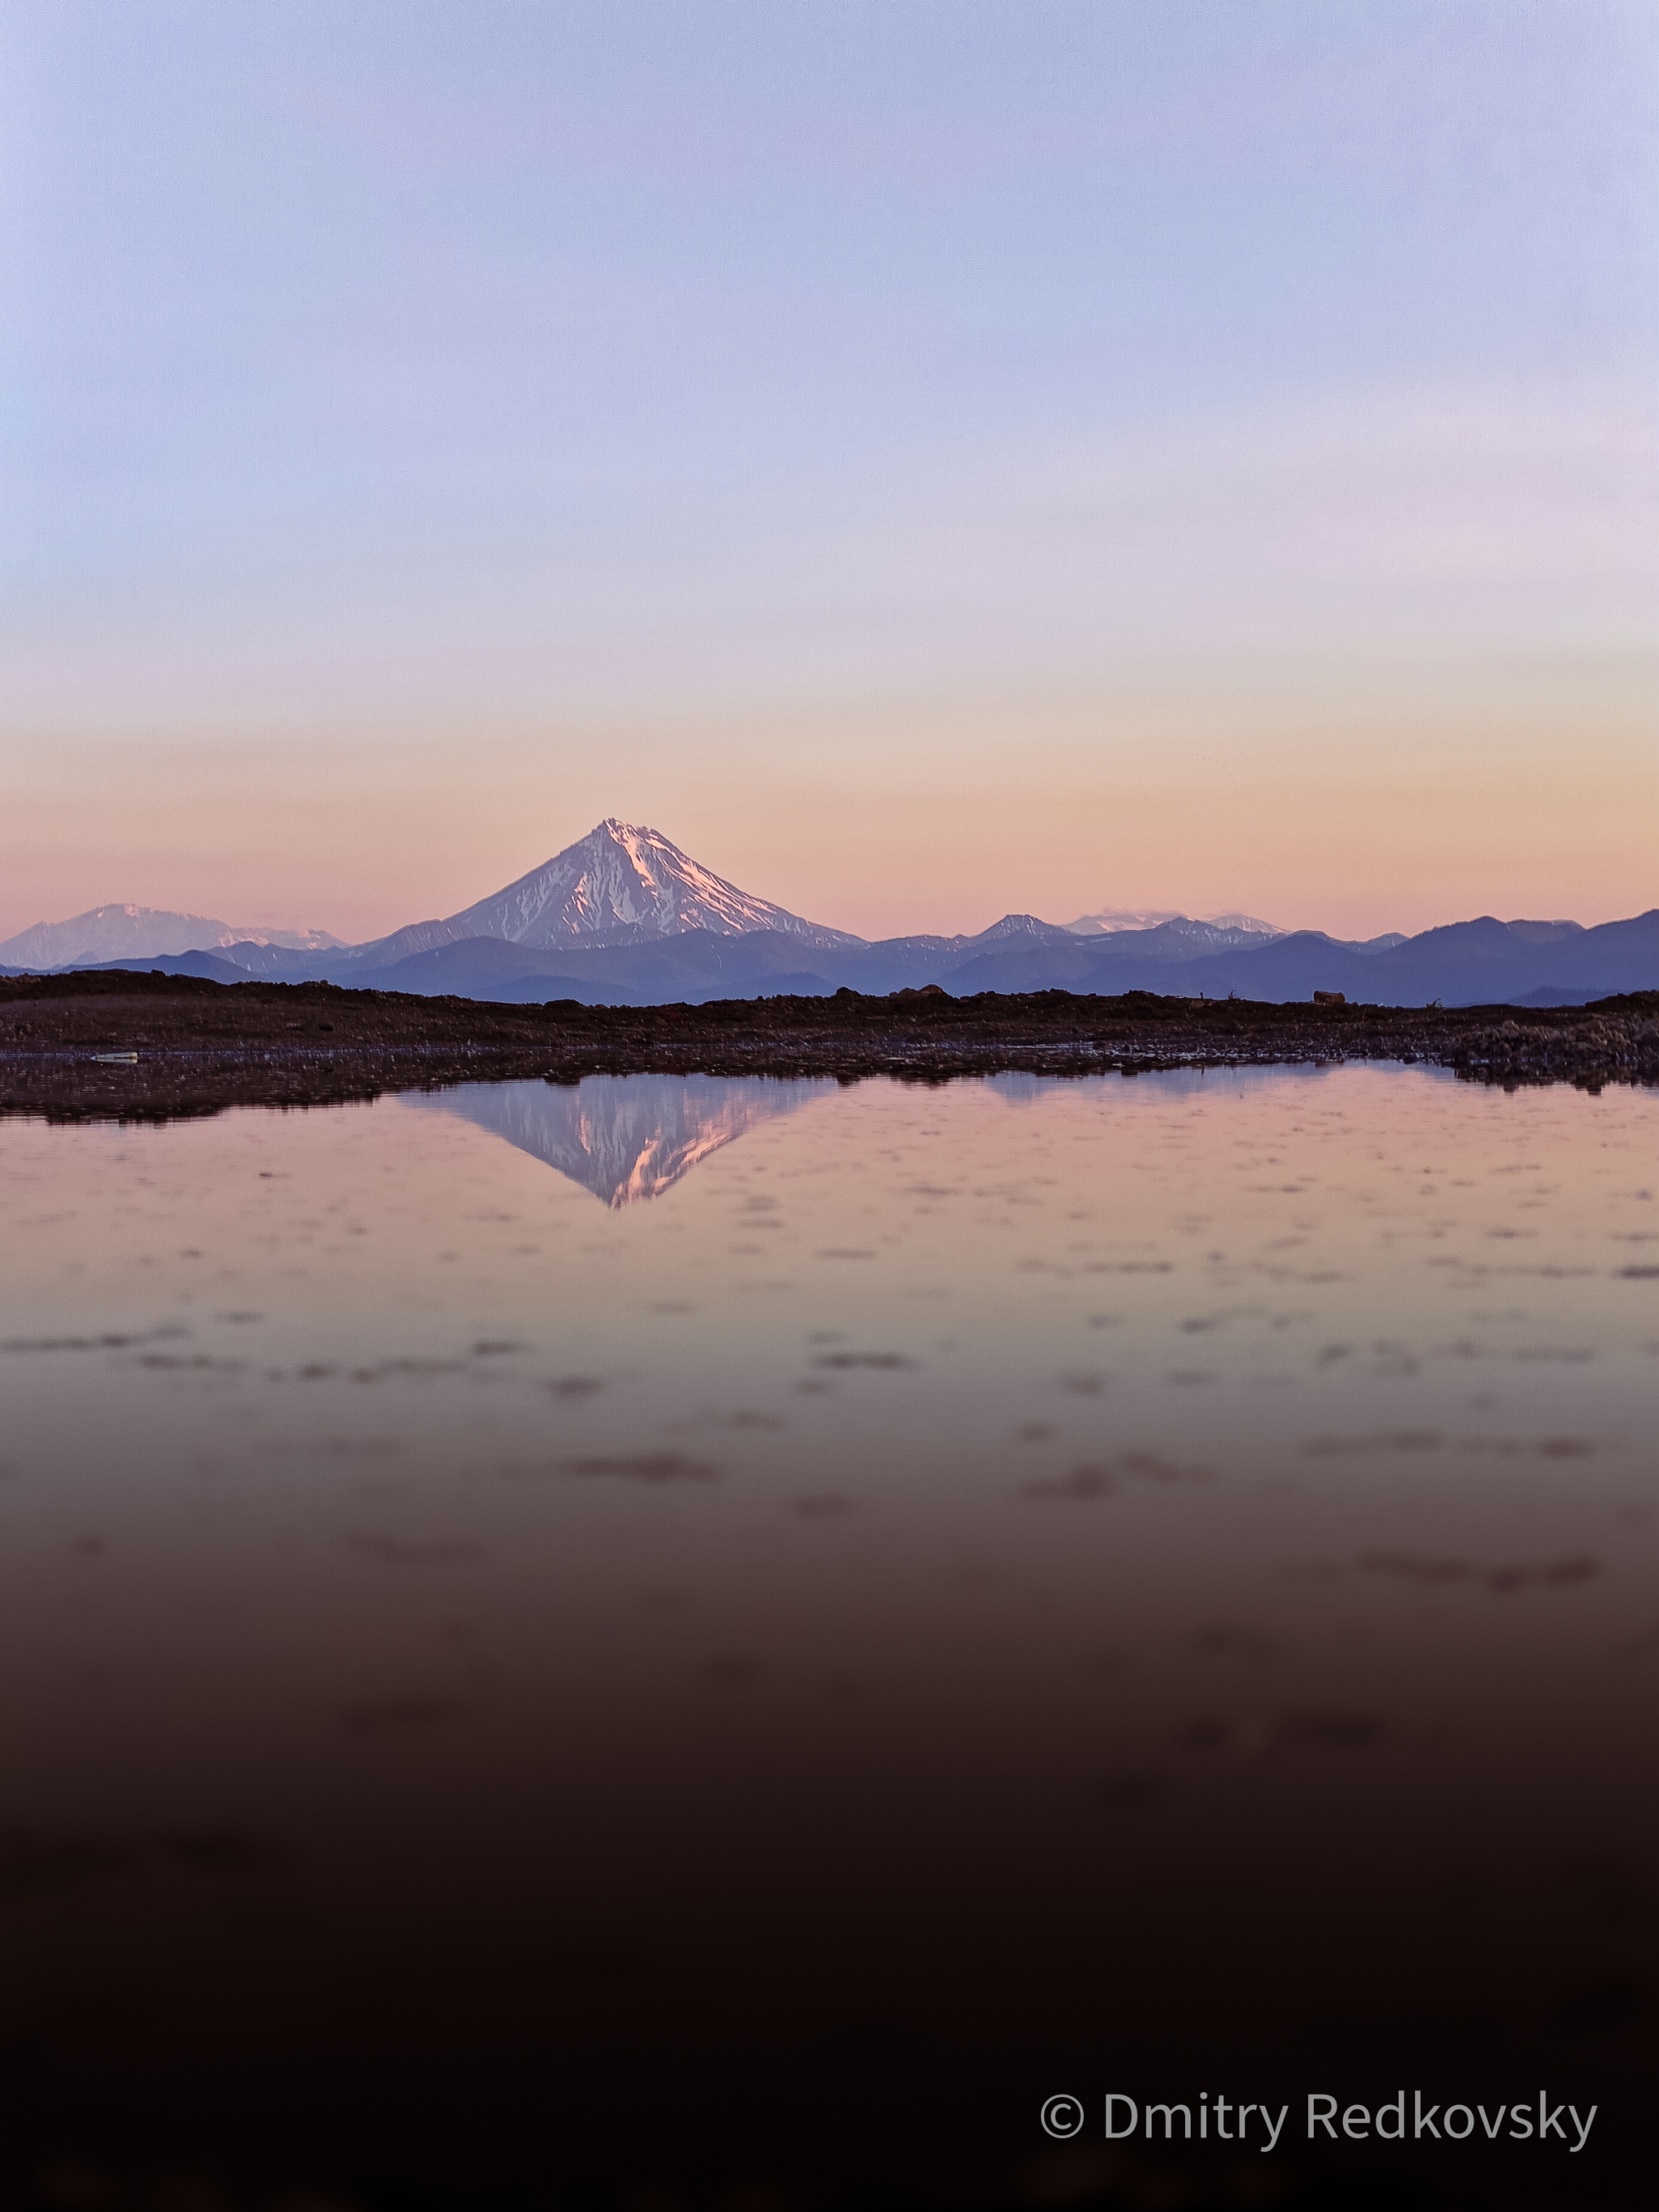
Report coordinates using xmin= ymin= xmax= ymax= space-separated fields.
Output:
xmin=43 ymin=906 xmax=1659 ymax=1013
xmin=4 ymin=818 xmax=1653 ymax=1009
xmin=1064 ymin=904 xmax=1286 ymax=936
xmin=0 ymin=904 xmax=344 ymax=967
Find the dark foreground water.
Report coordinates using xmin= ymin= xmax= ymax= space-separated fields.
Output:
xmin=2 ymin=1068 xmax=1655 ymax=2208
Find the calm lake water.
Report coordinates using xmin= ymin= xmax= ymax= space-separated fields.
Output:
xmin=2 ymin=1067 xmax=1655 ymax=2204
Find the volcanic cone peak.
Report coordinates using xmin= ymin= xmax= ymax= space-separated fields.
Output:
xmin=440 ymin=819 xmax=862 ymax=953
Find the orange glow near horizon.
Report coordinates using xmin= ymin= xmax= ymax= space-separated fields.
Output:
xmin=8 ymin=9 xmax=1655 ymax=960
xmin=3 ymin=653 xmax=1653 ymax=946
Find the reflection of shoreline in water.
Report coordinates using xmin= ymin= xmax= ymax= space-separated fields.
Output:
xmin=399 ymin=1072 xmax=830 ymax=1204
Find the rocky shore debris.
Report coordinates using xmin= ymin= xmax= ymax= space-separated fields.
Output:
xmin=0 ymin=970 xmax=1654 ymax=1121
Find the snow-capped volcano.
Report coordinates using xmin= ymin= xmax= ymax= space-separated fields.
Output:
xmin=352 ymin=819 xmax=862 ymax=965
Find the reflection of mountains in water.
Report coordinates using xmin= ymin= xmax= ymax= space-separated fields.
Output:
xmin=402 ymin=1073 xmax=830 ymax=1204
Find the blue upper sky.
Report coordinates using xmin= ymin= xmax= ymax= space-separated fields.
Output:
xmin=7 ymin=1 xmax=1653 ymax=709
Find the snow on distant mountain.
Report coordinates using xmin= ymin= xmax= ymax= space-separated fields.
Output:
xmin=224 ymin=923 xmax=345 ymax=950
xmin=344 ymin=819 xmax=863 ymax=968
xmin=1065 ymin=906 xmax=1283 ymax=937
xmin=1063 ymin=906 xmax=1183 ymax=934
xmin=970 ymin=913 xmax=1088 ymax=948
xmin=1126 ymin=917 xmax=1284 ymax=957
xmin=5 ymin=822 xmax=855 ymax=979
xmin=453 ymin=819 xmax=863 ymax=948
xmin=1498 ymin=919 xmax=1587 ymax=945
xmin=17 ymin=827 xmax=1640 ymax=1013
xmin=0 ymin=904 xmax=344 ymax=968
xmin=1203 ymin=910 xmax=1283 ymax=936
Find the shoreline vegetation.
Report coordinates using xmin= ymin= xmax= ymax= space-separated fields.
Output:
xmin=2 ymin=969 xmax=1656 ymax=1123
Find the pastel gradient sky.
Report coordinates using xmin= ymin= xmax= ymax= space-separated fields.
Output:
xmin=3 ymin=2 xmax=1655 ymax=943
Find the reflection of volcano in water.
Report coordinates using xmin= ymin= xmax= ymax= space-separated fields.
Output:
xmin=401 ymin=1073 xmax=829 ymax=1204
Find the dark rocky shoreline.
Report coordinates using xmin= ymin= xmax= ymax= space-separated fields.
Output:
xmin=2 ymin=969 xmax=1656 ymax=1122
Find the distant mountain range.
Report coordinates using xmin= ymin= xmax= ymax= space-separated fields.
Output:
xmin=2 ymin=817 xmax=1653 ymax=1010
xmin=1064 ymin=903 xmax=1295 ymax=937
xmin=0 ymin=904 xmax=345 ymax=966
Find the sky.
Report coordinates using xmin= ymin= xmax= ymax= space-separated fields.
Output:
xmin=2 ymin=0 xmax=1655 ymax=944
